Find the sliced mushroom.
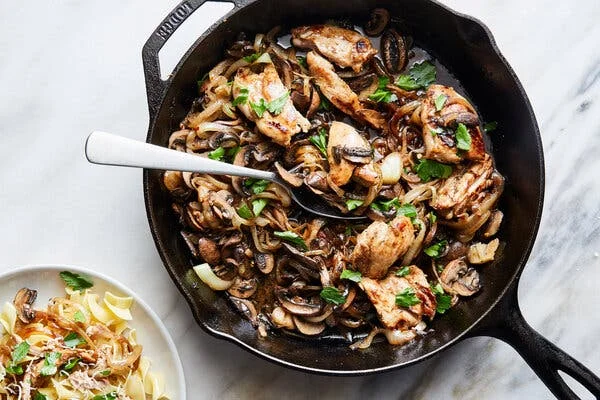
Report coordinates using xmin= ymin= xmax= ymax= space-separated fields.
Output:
xmin=229 ymin=296 xmax=258 ymax=326
xmin=439 ymin=111 xmax=479 ymax=127
xmin=254 ymin=252 xmax=275 ymax=274
xmin=483 ymin=210 xmax=503 ymax=238
xmin=227 ymin=277 xmax=258 ymax=299
xmin=14 ymin=288 xmax=37 ymax=323
xmin=270 ymin=306 xmax=295 ymax=329
xmin=381 ymin=29 xmax=408 ymax=74
xmin=364 ymin=8 xmax=390 ymax=36
xmin=440 ymin=259 xmax=481 ymax=296
xmin=208 ymin=131 xmax=239 ymax=150
xmin=468 ymin=238 xmax=500 ymax=264
xmin=304 ymin=171 xmax=329 ymax=193
xmin=163 ymin=171 xmax=191 ymax=199
xmin=327 ymin=122 xmax=372 ymax=186
xmin=281 ymin=243 xmax=320 ymax=270
xmin=198 ymin=237 xmax=221 ymax=265
xmin=292 ymin=316 xmax=325 ymax=336
xmin=274 ymin=162 xmax=303 ymax=187
xmin=339 ymin=146 xmax=373 ymax=164
xmin=276 ymin=288 xmax=322 ymax=316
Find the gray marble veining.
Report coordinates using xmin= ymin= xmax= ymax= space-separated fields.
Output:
xmin=0 ymin=0 xmax=599 ymax=398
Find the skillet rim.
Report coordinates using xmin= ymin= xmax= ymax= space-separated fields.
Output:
xmin=142 ymin=0 xmax=545 ymax=375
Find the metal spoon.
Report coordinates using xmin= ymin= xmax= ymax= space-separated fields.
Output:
xmin=85 ymin=131 xmax=366 ymax=220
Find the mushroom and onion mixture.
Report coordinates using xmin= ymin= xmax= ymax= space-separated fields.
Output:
xmin=163 ymin=9 xmax=504 ymax=348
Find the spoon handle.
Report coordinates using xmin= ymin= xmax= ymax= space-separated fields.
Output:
xmin=85 ymin=131 xmax=278 ymax=182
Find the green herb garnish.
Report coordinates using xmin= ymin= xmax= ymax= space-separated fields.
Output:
xmin=484 ymin=121 xmax=498 ymax=132
xmin=207 ymin=146 xmax=226 ymax=161
xmin=396 ymin=204 xmax=417 ymax=220
xmin=318 ymin=95 xmax=331 ymax=111
xmin=415 ymin=159 xmax=453 ymax=182
xmin=395 ymin=61 xmax=437 ymax=90
xmin=320 ymin=286 xmax=346 ymax=305
xmin=274 ymin=231 xmax=308 ymax=250
xmin=5 ymin=341 xmax=29 ymax=375
xmin=266 ymin=92 xmax=289 ymax=115
xmin=63 ymin=332 xmax=85 ymax=348
xmin=100 ymin=369 xmax=111 ymax=376
xmin=297 ymin=56 xmax=307 ymax=68
xmin=368 ymin=76 xmax=398 ymax=103
xmin=92 ymin=393 xmax=118 ymax=400
xmin=370 ymin=197 xmax=401 ymax=212
xmin=40 ymin=352 xmax=61 ymax=376
xmin=424 ymin=240 xmax=448 ymax=258
xmin=226 ymin=145 xmax=241 ymax=160
xmin=251 ymin=198 xmax=268 ymax=217
xmin=73 ymin=310 xmax=86 ymax=323
xmin=197 ymin=72 xmax=209 ymax=90
xmin=455 ymin=123 xmax=472 ymax=151
xmin=232 ymin=87 xmax=249 ymax=106
xmin=33 ymin=393 xmax=48 ymax=400
xmin=396 ymin=266 xmax=411 ymax=277
xmin=244 ymin=178 xmax=270 ymax=194
xmin=434 ymin=94 xmax=447 ymax=111
xmin=395 ymin=287 xmax=421 ymax=308
xmin=309 ymin=127 xmax=328 ymax=157
xmin=340 ymin=269 xmax=362 ymax=283
xmin=63 ymin=357 xmax=81 ymax=371
xmin=243 ymin=53 xmax=261 ymax=63
xmin=345 ymin=199 xmax=364 ymax=211
xmin=59 ymin=271 xmax=93 ymax=292
xmin=250 ymin=98 xmax=268 ymax=117
xmin=237 ymin=203 xmax=253 ymax=219
xmin=431 ymin=283 xmax=453 ymax=314
xmin=428 ymin=212 xmax=437 ymax=224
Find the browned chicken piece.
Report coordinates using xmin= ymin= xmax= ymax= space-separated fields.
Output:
xmin=327 ymin=121 xmax=372 ymax=186
xmin=292 ymin=25 xmax=377 ymax=72
xmin=351 ymin=215 xmax=414 ymax=279
xmin=360 ymin=266 xmax=436 ymax=330
xmin=430 ymin=154 xmax=494 ymax=219
xmin=233 ymin=64 xmax=310 ymax=146
xmin=307 ymin=51 xmax=385 ymax=129
xmin=420 ymin=84 xmax=486 ymax=163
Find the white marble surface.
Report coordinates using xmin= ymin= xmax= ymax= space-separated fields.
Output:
xmin=1 ymin=0 xmax=599 ymax=398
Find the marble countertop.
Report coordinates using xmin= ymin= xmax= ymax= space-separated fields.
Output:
xmin=1 ymin=0 xmax=599 ymax=398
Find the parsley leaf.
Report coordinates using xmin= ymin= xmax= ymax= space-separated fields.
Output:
xmin=251 ymin=198 xmax=268 ymax=217
xmin=5 ymin=364 xmax=23 ymax=375
xmin=345 ymin=199 xmax=364 ymax=211
xmin=431 ymin=283 xmax=453 ymax=314
xmin=63 ymin=357 xmax=80 ymax=371
xmin=100 ymin=369 xmax=111 ymax=376
xmin=455 ymin=123 xmax=472 ymax=151
xmin=63 ymin=332 xmax=85 ymax=348
xmin=226 ymin=146 xmax=241 ymax=160
xmin=424 ymin=240 xmax=448 ymax=258
xmin=434 ymin=94 xmax=447 ymax=111
xmin=428 ymin=212 xmax=437 ymax=224
xmin=484 ymin=121 xmax=498 ymax=132
xmin=207 ymin=146 xmax=225 ymax=161
xmin=370 ymin=197 xmax=401 ymax=212
xmin=396 ymin=204 xmax=417 ymax=219
xmin=320 ymin=286 xmax=346 ymax=305
xmin=396 ymin=266 xmax=411 ymax=277
xmin=244 ymin=178 xmax=270 ymax=194
xmin=274 ymin=231 xmax=308 ymax=251
xmin=395 ymin=287 xmax=421 ymax=307
xmin=395 ymin=61 xmax=436 ymax=90
xmin=237 ymin=203 xmax=253 ymax=219
xmin=340 ymin=269 xmax=362 ymax=283
xmin=92 ymin=392 xmax=118 ymax=400
xmin=368 ymin=76 xmax=398 ymax=103
xmin=266 ymin=92 xmax=289 ymax=115
xmin=250 ymin=98 xmax=268 ymax=117
xmin=73 ymin=310 xmax=86 ymax=323
xmin=59 ymin=271 xmax=93 ymax=292
xmin=297 ymin=56 xmax=307 ymax=68
xmin=33 ymin=393 xmax=47 ymax=400
xmin=232 ymin=87 xmax=249 ymax=106
xmin=318 ymin=95 xmax=331 ymax=111
xmin=415 ymin=159 xmax=453 ymax=182
xmin=309 ymin=127 xmax=328 ymax=157
xmin=243 ymin=53 xmax=261 ymax=63
xmin=12 ymin=341 xmax=29 ymax=363
xmin=40 ymin=352 xmax=61 ymax=376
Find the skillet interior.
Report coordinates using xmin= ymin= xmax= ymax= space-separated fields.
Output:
xmin=144 ymin=0 xmax=543 ymax=373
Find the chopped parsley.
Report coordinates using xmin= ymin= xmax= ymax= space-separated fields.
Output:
xmin=345 ymin=199 xmax=364 ymax=211
xmin=63 ymin=332 xmax=85 ymax=348
xmin=237 ymin=203 xmax=253 ymax=219
xmin=73 ymin=310 xmax=86 ymax=323
xmin=5 ymin=341 xmax=29 ymax=375
xmin=207 ymin=146 xmax=226 ymax=161
xmin=244 ymin=178 xmax=270 ymax=194
xmin=92 ymin=393 xmax=118 ymax=400
xmin=274 ymin=231 xmax=308 ymax=251
xmin=63 ymin=357 xmax=81 ymax=371
xmin=297 ymin=56 xmax=307 ymax=68
xmin=434 ymin=94 xmax=447 ymax=111
xmin=250 ymin=92 xmax=289 ymax=117
xmin=232 ymin=87 xmax=249 ymax=106
xmin=428 ymin=212 xmax=437 ymax=224
xmin=33 ymin=393 xmax=47 ymax=400
xmin=396 ymin=204 xmax=417 ymax=220
xmin=340 ymin=269 xmax=362 ymax=283
xmin=319 ymin=94 xmax=331 ymax=110
xmin=250 ymin=98 xmax=268 ymax=117
xmin=424 ymin=240 xmax=448 ymax=258
xmin=368 ymin=76 xmax=398 ymax=103
xmin=251 ymin=198 xmax=268 ymax=217
xmin=309 ymin=127 xmax=328 ymax=157
xmin=100 ymin=369 xmax=111 ymax=376
xmin=396 ymin=266 xmax=411 ymax=277
xmin=395 ymin=287 xmax=421 ymax=308
xmin=415 ymin=159 xmax=453 ymax=182
xmin=395 ymin=61 xmax=437 ymax=90
xmin=431 ymin=283 xmax=453 ymax=314
xmin=320 ymin=286 xmax=346 ymax=305
xmin=455 ymin=123 xmax=472 ymax=151
xmin=59 ymin=271 xmax=93 ymax=292
xmin=40 ymin=352 xmax=61 ymax=376
xmin=242 ymin=52 xmax=261 ymax=63
xmin=370 ymin=197 xmax=401 ymax=212
xmin=484 ymin=121 xmax=498 ymax=132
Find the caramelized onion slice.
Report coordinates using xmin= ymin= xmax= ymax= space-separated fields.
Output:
xmin=193 ymin=263 xmax=234 ymax=291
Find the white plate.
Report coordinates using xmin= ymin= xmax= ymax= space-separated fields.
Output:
xmin=0 ymin=264 xmax=186 ymax=399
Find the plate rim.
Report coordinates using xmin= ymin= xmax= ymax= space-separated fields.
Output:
xmin=0 ymin=263 xmax=187 ymax=399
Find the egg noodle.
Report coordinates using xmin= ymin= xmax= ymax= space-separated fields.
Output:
xmin=0 ymin=272 xmax=168 ymax=400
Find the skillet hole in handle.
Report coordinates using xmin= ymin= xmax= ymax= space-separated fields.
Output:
xmin=141 ymin=0 xmax=238 ymax=120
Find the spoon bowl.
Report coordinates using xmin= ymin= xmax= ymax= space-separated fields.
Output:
xmin=85 ymin=131 xmax=366 ymax=220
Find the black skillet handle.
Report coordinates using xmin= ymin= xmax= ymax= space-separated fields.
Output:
xmin=470 ymin=280 xmax=600 ymax=399
xmin=141 ymin=0 xmax=244 ymax=120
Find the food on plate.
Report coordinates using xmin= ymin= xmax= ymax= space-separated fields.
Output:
xmin=0 ymin=271 xmax=168 ymax=400
xmin=162 ymin=11 xmax=504 ymax=348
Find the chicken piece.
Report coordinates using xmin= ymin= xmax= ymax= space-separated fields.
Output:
xmin=468 ymin=238 xmax=500 ymax=264
xmin=292 ymin=25 xmax=377 ymax=72
xmin=421 ymin=84 xmax=486 ymax=163
xmin=430 ymin=155 xmax=494 ymax=219
xmin=233 ymin=64 xmax=310 ymax=146
xmin=351 ymin=215 xmax=414 ymax=279
xmin=327 ymin=121 xmax=372 ymax=186
xmin=360 ymin=266 xmax=436 ymax=329
xmin=307 ymin=51 xmax=384 ymax=129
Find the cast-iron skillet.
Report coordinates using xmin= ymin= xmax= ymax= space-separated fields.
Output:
xmin=141 ymin=0 xmax=600 ymax=397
